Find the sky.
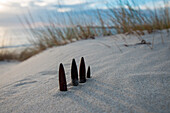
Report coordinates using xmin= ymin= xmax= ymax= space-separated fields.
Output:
xmin=0 ymin=0 xmax=170 ymax=29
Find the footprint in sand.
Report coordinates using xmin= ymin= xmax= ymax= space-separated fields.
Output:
xmin=14 ymin=80 xmax=37 ymax=87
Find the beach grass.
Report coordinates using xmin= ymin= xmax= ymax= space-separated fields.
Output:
xmin=0 ymin=0 xmax=169 ymax=61
xmin=108 ymin=0 xmax=170 ymax=34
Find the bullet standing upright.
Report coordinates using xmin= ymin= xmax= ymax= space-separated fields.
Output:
xmin=79 ymin=57 xmax=86 ymax=83
xmin=59 ymin=63 xmax=67 ymax=91
xmin=87 ymin=66 xmax=91 ymax=78
xmin=71 ymin=59 xmax=79 ymax=86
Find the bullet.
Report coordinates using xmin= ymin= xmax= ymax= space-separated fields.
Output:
xmin=71 ymin=59 xmax=79 ymax=86
xmin=87 ymin=66 xmax=91 ymax=78
xmin=79 ymin=57 xmax=86 ymax=83
xmin=59 ymin=63 xmax=67 ymax=91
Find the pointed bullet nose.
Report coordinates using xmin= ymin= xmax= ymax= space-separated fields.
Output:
xmin=72 ymin=59 xmax=76 ymax=67
xmin=79 ymin=57 xmax=86 ymax=83
xmin=87 ymin=66 xmax=91 ymax=78
xmin=59 ymin=63 xmax=67 ymax=91
xmin=71 ymin=59 xmax=79 ymax=86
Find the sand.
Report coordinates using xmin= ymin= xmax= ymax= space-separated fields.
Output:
xmin=0 ymin=31 xmax=170 ymax=113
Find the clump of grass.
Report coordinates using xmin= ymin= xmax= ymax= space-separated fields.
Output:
xmin=0 ymin=49 xmax=17 ymax=61
xmin=18 ymin=48 xmax=42 ymax=61
xmin=14 ymin=12 xmax=100 ymax=61
xmin=21 ymin=11 xmax=100 ymax=51
xmin=0 ymin=38 xmax=18 ymax=61
xmin=108 ymin=0 xmax=170 ymax=34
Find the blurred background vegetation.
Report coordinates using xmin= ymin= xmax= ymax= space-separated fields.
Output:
xmin=0 ymin=0 xmax=170 ymax=61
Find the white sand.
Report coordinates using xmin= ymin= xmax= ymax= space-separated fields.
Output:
xmin=0 ymin=31 xmax=170 ymax=113
xmin=0 ymin=61 xmax=19 ymax=75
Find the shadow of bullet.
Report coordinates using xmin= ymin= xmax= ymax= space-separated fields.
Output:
xmin=71 ymin=59 xmax=79 ymax=86
xmin=87 ymin=66 xmax=91 ymax=78
xmin=79 ymin=57 xmax=86 ymax=83
xmin=59 ymin=63 xmax=67 ymax=91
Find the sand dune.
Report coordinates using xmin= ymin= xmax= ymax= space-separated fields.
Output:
xmin=0 ymin=31 xmax=170 ymax=113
